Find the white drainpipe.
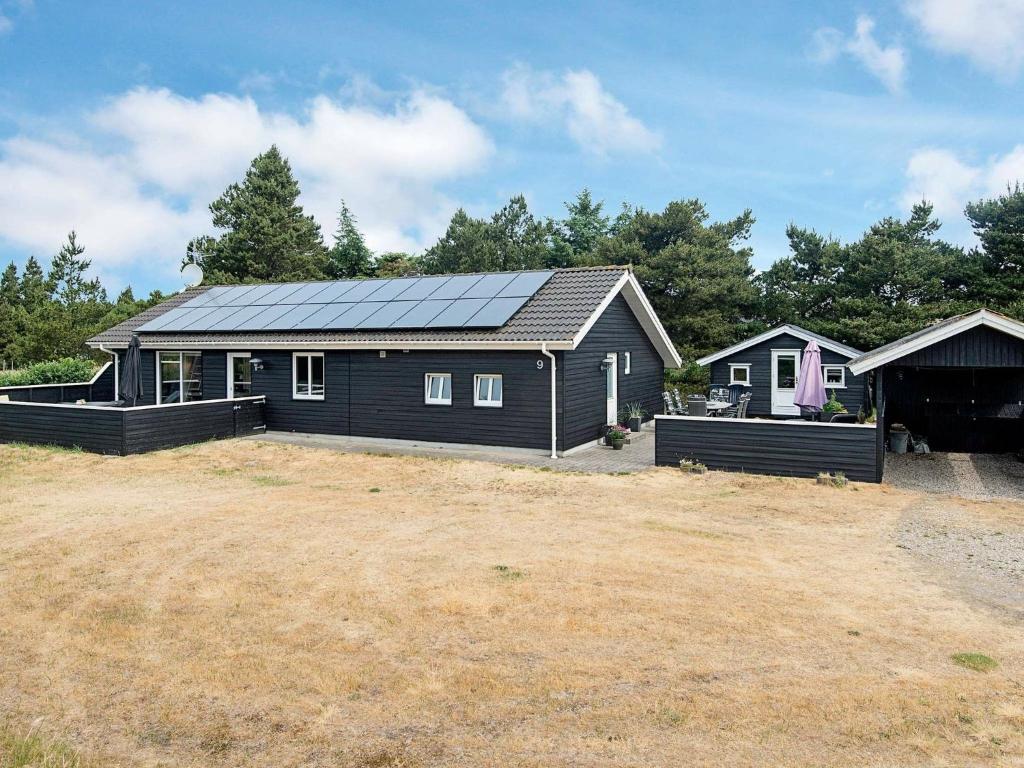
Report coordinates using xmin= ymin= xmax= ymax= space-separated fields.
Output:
xmin=98 ymin=345 xmax=119 ymax=400
xmin=541 ymin=343 xmax=557 ymax=459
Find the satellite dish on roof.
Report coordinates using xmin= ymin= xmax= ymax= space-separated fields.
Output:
xmin=180 ymin=262 xmax=204 ymax=288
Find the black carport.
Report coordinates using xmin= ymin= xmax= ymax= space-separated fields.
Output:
xmin=849 ymin=310 xmax=1024 ymax=455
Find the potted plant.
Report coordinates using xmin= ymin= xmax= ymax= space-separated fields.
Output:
xmin=623 ymin=401 xmax=647 ymax=433
xmin=607 ymin=427 xmax=627 ymax=450
xmin=822 ymin=392 xmax=847 ymax=420
xmin=889 ymin=423 xmax=910 ymax=454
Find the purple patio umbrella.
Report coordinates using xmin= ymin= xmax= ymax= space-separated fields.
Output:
xmin=793 ymin=339 xmax=826 ymax=413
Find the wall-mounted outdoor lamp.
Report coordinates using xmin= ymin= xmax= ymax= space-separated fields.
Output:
xmin=249 ymin=358 xmax=265 ymax=372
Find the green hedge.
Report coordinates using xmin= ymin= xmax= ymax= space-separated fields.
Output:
xmin=0 ymin=358 xmax=98 ymax=388
xmin=664 ymin=362 xmax=710 ymax=398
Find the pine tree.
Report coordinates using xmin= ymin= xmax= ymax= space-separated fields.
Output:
xmin=327 ymin=200 xmax=373 ymax=278
xmin=187 ymin=146 xmax=329 ymax=282
xmin=0 ymin=262 xmax=19 ymax=367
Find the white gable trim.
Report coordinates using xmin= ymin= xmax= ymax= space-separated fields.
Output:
xmin=696 ymin=325 xmax=859 ymax=366
xmin=570 ymin=271 xmax=682 ymax=368
xmin=848 ymin=310 xmax=1024 ymax=376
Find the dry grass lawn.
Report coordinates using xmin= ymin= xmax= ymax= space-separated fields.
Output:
xmin=0 ymin=440 xmax=1022 ymax=767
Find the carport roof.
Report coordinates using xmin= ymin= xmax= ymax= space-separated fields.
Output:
xmin=848 ymin=309 xmax=1024 ymax=375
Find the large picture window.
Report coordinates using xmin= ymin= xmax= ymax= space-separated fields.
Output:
xmin=474 ymin=374 xmax=502 ymax=407
xmin=425 ymin=373 xmax=452 ymax=405
xmin=293 ymin=352 xmax=325 ymax=400
xmin=157 ymin=351 xmax=203 ymax=404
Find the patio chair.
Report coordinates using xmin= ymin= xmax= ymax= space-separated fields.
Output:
xmin=709 ymin=385 xmax=730 ymax=402
xmin=727 ymin=383 xmax=748 ymax=404
xmin=736 ymin=392 xmax=752 ymax=419
xmin=687 ymin=394 xmax=707 ymax=417
xmin=672 ymin=388 xmax=686 ymax=414
xmin=662 ymin=391 xmax=680 ymax=415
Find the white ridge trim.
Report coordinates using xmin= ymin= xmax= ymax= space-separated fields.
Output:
xmin=696 ymin=325 xmax=861 ymax=366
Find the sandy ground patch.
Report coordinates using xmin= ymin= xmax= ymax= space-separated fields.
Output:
xmin=0 ymin=440 xmax=1022 ymax=767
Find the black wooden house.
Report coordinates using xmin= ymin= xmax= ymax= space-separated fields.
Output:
xmin=696 ymin=324 xmax=866 ymax=417
xmin=86 ymin=267 xmax=680 ymax=456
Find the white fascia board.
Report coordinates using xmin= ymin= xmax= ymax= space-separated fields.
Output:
xmin=89 ymin=339 xmax=574 ymax=352
xmin=696 ymin=325 xmax=858 ymax=366
xmin=847 ymin=310 xmax=1024 ymax=375
xmin=570 ymin=271 xmax=682 ymax=368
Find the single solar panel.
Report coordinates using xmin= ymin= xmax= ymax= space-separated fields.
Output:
xmin=231 ymin=303 xmax=298 ymax=330
xmin=428 ymin=274 xmax=484 ymax=300
xmin=333 ymin=279 xmax=384 ymax=303
xmin=229 ymin=283 xmax=283 ymax=305
xmin=136 ymin=307 xmax=193 ymax=332
xmin=356 ymin=300 xmax=420 ymax=328
xmin=461 ymin=272 xmax=517 ymax=299
xmin=311 ymin=280 xmax=361 ymax=303
xmin=326 ymin=301 xmax=387 ymax=328
xmin=462 ymin=295 xmax=531 ymax=327
xmin=206 ymin=304 xmax=268 ymax=331
xmin=388 ymin=299 xmax=451 ymax=328
xmin=393 ymin=276 xmax=449 ymax=300
xmin=148 ymin=305 xmax=225 ymax=332
xmin=179 ymin=305 xmax=247 ymax=331
xmin=363 ymin=278 xmax=416 ymax=302
xmin=282 ymin=282 xmax=335 ymax=304
xmin=179 ymin=286 xmax=233 ymax=309
xmin=292 ymin=302 xmax=356 ymax=329
xmin=497 ymin=270 xmax=553 ymax=298
xmin=425 ymin=298 xmax=489 ymax=327
xmin=258 ymin=303 xmax=325 ymax=330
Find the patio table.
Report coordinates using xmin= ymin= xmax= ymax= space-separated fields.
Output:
xmin=706 ymin=400 xmax=732 ymax=415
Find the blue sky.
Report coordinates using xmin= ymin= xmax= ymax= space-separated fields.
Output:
xmin=0 ymin=0 xmax=1022 ymax=294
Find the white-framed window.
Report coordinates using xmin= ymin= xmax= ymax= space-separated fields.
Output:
xmin=227 ymin=352 xmax=251 ymax=399
xmin=822 ymin=365 xmax=846 ymax=388
xmin=424 ymin=373 xmax=452 ymax=405
xmin=157 ymin=351 xmax=203 ymax=404
xmin=729 ymin=364 xmax=751 ymax=386
xmin=292 ymin=352 xmax=325 ymax=400
xmin=474 ymin=374 xmax=503 ymax=407
xmin=623 ymin=352 xmax=631 ymax=375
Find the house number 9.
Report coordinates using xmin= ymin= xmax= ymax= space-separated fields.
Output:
xmin=536 ymin=359 xmax=544 ymax=370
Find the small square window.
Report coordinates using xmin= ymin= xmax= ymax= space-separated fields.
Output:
xmin=729 ymin=364 xmax=751 ymax=386
xmin=823 ymin=365 xmax=845 ymax=388
xmin=425 ymin=373 xmax=452 ymax=405
xmin=474 ymin=374 xmax=503 ymax=407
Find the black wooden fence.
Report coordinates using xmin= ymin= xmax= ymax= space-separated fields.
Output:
xmin=654 ymin=415 xmax=881 ymax=483
xmin=0 ymin=362 xmax=116 ymax=403
xmin=0 ymin=396 xmax=265 ymax=455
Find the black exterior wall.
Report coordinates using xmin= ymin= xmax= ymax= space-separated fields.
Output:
xmin=707 ymin=332 xmax=866 ymax=417
xmin=654 ymin=415 xmax=881 ymax=482
xmin=99 ymin=292 xmax=668 ymax=452
xmin=560 ymin=295 xmax=664 ymax=450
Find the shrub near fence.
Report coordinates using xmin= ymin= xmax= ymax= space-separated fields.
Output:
xmin=0 ymin=358 xmax=97 ymax=388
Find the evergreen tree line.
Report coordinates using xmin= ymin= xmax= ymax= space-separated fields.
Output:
xmin=3 ymin=143 xmax=1022 ymax=367
xmin=0 ymin=234 xmax=165 ymax=368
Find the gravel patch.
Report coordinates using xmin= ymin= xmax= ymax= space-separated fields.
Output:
xmin=897 ymin=498 xmax=1024 ymax=621
xmin=885 ymin=452 xmax=1024 ymax=501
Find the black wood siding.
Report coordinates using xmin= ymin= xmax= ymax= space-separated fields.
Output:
xmin=203 ymin=352 xmax=228 ymax=400
xmin=654 ymin=416 xmax=880 ymax=482
xmin=0 ymin=397 xmax=265 ymax=455
xmin=0 ymin=403 xmax=124 ymax=453
xmin=349 ymin=350 xmax=551 ymax=449
xmin=707 ymin=333 xmax=866 ymax=416
xmin=890 ymin=325 xmax=1024 ymax=367
xmin=249 ymin=350 xmax=351 ymax=435
xmin=560 ymin=295 xmax=664 ymax=450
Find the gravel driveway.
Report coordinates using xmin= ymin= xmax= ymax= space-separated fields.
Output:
xmin=885 ymin=452 xmax=1024 ymax=501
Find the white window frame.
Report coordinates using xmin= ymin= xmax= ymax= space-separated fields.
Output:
xmin=156 ymin=351 xmax=203 ymax=404
xmin=623 ymin=352 xmax=631 ymax=375
xmin=822 ymin=364 xmax=846 ymax=389
xmin=424 ymin=373 xmax=452 ymax=406
xmin=226 ymin=352 xmax=251 ymax=399
xmin=729 ymin=363 xmax=751 ymax=386
xmin=473 ymin=374 xmax=503 ymax=408
xmin=292 ymin=352 xmax=325 ymax=400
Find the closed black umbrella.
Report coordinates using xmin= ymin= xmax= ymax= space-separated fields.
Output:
xmin=120 ymin=334 xmax=144 ymax=406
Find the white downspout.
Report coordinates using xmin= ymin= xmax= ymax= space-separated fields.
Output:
xmin=98 ymin=345 xmax=119 ymax=400
xmin=541 ymin=343 xmax=557 ymax=459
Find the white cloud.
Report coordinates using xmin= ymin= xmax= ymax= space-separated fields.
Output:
xmin=0 ymin=14 xmax=11 ymax=34
xmin=0 ymin=86 xmax=493 ymax=283
xmin=901 ymin=145 xmax=1024 ymax=220
xmin=904 ymin=0 xmax=1024 ymax=78
xmin=811 ymin=16 xmax=907 ymax=94
xmin=500 ymin=64 xmax=661 ymax=156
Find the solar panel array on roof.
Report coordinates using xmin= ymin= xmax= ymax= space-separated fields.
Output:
xmin=136 ymin=271 xmax=556 ymax=333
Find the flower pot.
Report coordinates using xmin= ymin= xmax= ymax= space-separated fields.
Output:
xmin=890 ymin=430 xmax=909 ymax=454
xmin=628 ymin=416 xmax=643 ymax=433
xmin=610 ymin=438 xmax=625 ymax=450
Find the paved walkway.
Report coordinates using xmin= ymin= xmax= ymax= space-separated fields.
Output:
xmin=251 ymin=425 xmax=656 ymax=474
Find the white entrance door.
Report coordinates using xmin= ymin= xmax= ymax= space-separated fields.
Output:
xmin=227 ymin=353 xmax=251 ymax=399
xmin=604 ymin=353 xmax=618 ymax=424
xmin=771 ymin=349 xmax=801 ymax=416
